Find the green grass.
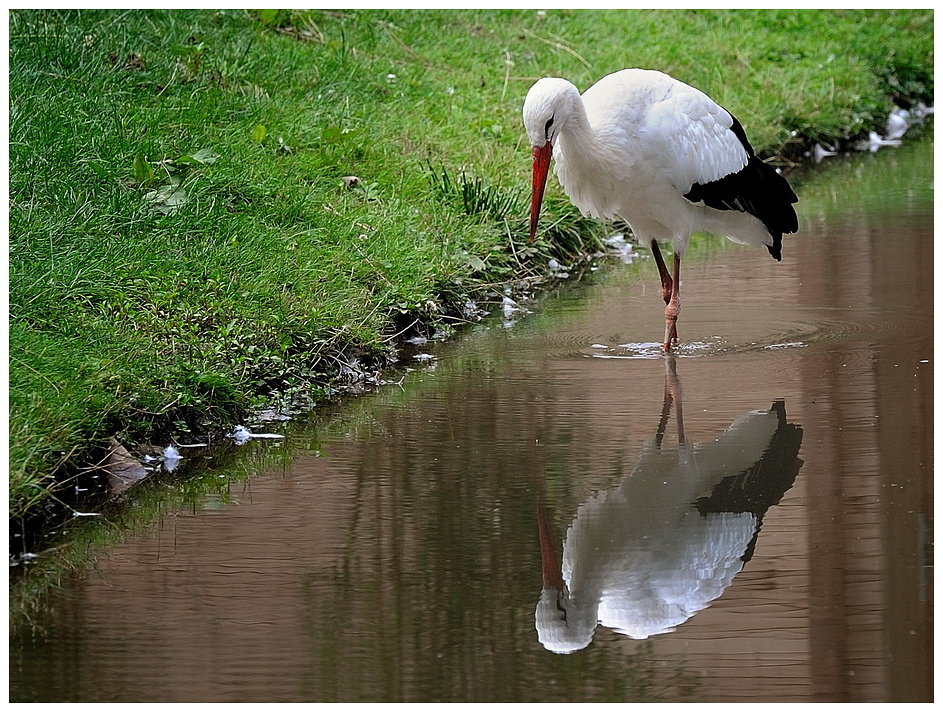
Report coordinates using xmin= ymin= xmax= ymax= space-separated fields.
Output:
xmin=8 ymin=9 xmax=934 ymax=520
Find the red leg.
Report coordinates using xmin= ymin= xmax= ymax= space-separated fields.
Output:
xmin=650 ymin=240 xmax=672 ymax=305
xmin=663 ymin=252 xmax=681 ymax=351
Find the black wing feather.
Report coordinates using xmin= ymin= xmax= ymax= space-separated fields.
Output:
xmin=684 ymin=114 xmax=799 ymax=261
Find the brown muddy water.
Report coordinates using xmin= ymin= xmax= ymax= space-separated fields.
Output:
xmin=10 ymin=137 xmax=933 ymax=702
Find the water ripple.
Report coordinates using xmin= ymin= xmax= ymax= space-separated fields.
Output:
xmin=543 ymin=304 xmax=925 ymax=363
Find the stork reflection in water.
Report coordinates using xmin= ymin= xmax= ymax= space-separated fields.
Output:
xmin=536 ymin=356 xmax=803 ymax=654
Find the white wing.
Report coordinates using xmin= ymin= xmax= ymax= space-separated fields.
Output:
xmin=642 ymin=80 xmax=749 ymax=193
xmin=584 ymin=69 xmax=750 ymax=195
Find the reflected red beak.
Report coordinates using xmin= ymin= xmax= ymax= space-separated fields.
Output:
xmin=536 ymin=496 xmax=564 ymax=590
xmin=529 ymin=142 xmax=553 ymax=242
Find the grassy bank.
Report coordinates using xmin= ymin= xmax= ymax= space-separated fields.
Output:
xmin=8 ymin=9 xmax=934 ymax=520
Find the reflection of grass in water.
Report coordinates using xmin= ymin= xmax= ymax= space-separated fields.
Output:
xmin=601 ymin=640 xmax=700 ymax=702
xmin=9 ymin=8 xmax=933 ymax=520
xmin=8 ymin=441 xmax=260 ymax=633
xmin=794 ymin=132 xmax=934 ymax=218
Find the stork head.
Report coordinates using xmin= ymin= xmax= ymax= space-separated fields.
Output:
xmin=522 ymin=77 xmax=579 ymax=241
xmin=535 ymin=586 xmax=596 ymax=654
xmin=534 ymin=491 xmax=595 ymax=653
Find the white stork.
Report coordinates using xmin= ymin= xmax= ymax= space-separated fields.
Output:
xmin=523 ymin=69 xmax=799 ymax=351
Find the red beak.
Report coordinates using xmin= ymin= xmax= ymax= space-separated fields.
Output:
xmin=529 ymin=142 xmax=553 ymax=242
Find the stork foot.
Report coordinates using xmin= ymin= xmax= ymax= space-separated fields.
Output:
xmin=663 ymin=296 xmax=680 ymax=352
xmin=662 ymin=326 xmax=678 ymax=352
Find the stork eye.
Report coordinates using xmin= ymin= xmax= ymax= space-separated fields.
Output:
xmin=544 ymin=115 xmax=554 ymax=139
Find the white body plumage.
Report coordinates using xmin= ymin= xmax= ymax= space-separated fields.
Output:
xmin=525 ymin=69 xmax=780 ymax=255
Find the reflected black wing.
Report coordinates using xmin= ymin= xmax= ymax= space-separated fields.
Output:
xmin=696 ymin=400 xmax=804 ymax=562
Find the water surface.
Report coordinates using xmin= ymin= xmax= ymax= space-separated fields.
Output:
xmin=10 ymin=137 xmax=933 ymax=702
